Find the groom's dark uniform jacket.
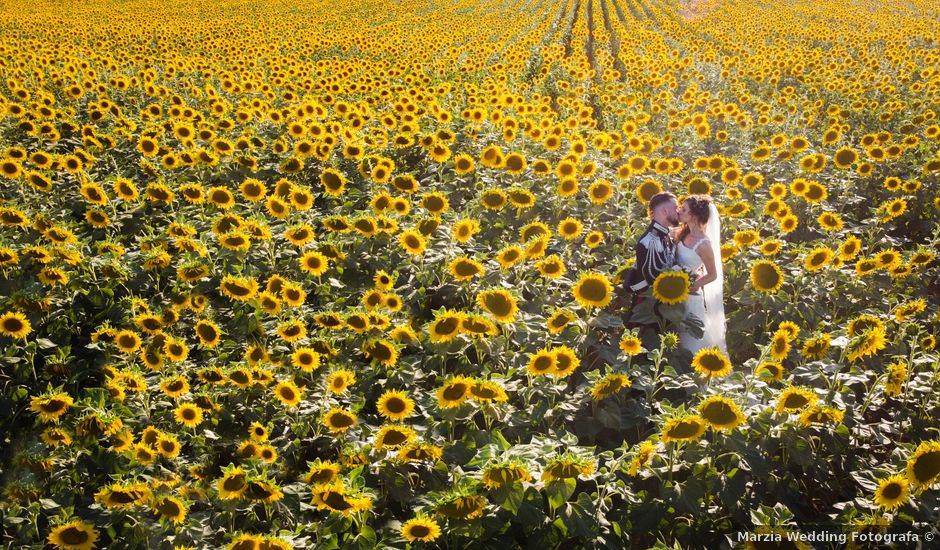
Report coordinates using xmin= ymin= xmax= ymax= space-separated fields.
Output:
xmin=627 ymin=221 xmax=677 ymax=292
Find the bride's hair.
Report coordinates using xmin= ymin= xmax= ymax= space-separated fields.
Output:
xmin=677 ymin=194 xmax=713 ymax=243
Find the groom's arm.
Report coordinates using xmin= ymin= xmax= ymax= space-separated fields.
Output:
xmin=630 ymin=236 xmax=655 ymax=291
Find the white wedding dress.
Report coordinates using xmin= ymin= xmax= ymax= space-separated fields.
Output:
xmin=676 ymin=204 xmax=727 ymax=355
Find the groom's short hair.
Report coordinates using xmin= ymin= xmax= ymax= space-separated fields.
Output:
xmin=648 ymin=192 xmax=677 ymax=214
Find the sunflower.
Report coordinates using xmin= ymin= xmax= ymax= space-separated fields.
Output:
xmin=219 ymin=275 xmax=259 ymax=302
xmin=41 ymin=427 xmax=72 ymax=447
xmin=304 ymin=460 xmax=341 ymax=488
xmin=323 ymin=407 xmax=357 ymax=433
xmin=909 ymin=250 xmax=935 ymax=267
xmin=47 ymin=519 xmax=99 ymax=550
xmin=452 ymin=218 xmax=480 ymax=243
xmin=449 ymin=256 xmax=484 ymax=282
xmin=454 ymin=153 xmax=475 ymax=175
xmin=107 ymin=328 xmax=139 ymax=354
xmin=871 ymin=473 xmax=909 ymax=511
xmin=436 ymin=494 xmax=489 ymax=519
xmin=162 ymin=338 xmax=189 ymax=363
xmin=619 ymin=334 xmax=644 ymax=356
xmin=874 ymin=248 xmax=901 ymax=270
xmin=436 ymin=376 xmax=473 ymax=408
xmin=778 ymin=215 xmax=798 ymax=233
xmin=590 ymin=373 xmax=632 ymax=400
xmin=495 ymin=245 xmax=524 ymax=269
xmin=527 ymin=347 xmax=556 ymax=377
xmin=855 ymin=257 xmax=879 ymax=276
xmin=799 ymin=403 xmax=845 ymax=426
xmin=312 ymin=484 xmax=372 ymax=515
xmin=476 ymin=289 xmax=518 ymax=323
xmin=755 ymin=362 xmax=785 ymax=383
xmin=750 ymin=260 xmax=784 ymax=293
xmin=427 ymin=309 xmax=463 ymax=343
xmin=159 ymin=376 xmax=189 ymax=399
xmin=768 ymin=329 xmax=791 ymax=360
xmin=545 ymin=309 xmax=575 ymax=334
xmin=572 ymin=272 xmax=613 ymax=308
xmin=216 ymin=466 xmax=248 ymax=500
xmin=846 ymin=326 xmax=887 ymax=363
xmin=833 ymin=147 xmax=858 ymax=168
xmin=661 ymin=414 xmax=707 ymax=443
xmin=906 ymin=440 xmax=940 ymax=492
xmin=193 ymin=319 xmax=222 ymax=348
xmin=30 ymin=392 xmax=73 ymax=423
xmin=298 ymin=251 xmax=329 ymax=276
xmin=699 ymin=396 xmax=746 ymax=431
xmin=557 ymin=217 xmax=583 ymax=239
xmin=374 ymin=424 xmax=417 ymax=450
xmin=268 ymin=379 xmax=303 ymax=408
xmin=691 ymin=347 xmax=732 ymax=378
xmin=227 ymin=533 xmax=264 ymax=550
xmin=0 ymin=311 xmax=31 ymax=338
xmin=398 ymin=229 xmax=426 ymax=255
xmin=652 ymin=270 xmax=689 ymax=305
xmin=400 ymin=516 xmax=442 ymax=543
xmin=343 ymin=312 xmax=369 ymax=334
xmin=0 ymin=247 xmax=19 ymax=267
xmin=733 ymin=230 xmax=760 ymax=249
xmin=776 ymin=387 xmax=817 ymax=414
xmin=376 ymin=390 xmax=415 ymax=421
xmin=759 ymin=240 xmax=782 ymax=256
xmin=480 ymin=188 xmax=507 ymax=210
xmin=578 ymin=180 xmax=610 ymax=206
xmin=550 ymin=345 xmax=580 ymax=378
xmin=149 ymin=495 xmax=187 ymax=525
xmin=95 ymin=482 xmax=150 ymax=509
xmin=276 ymin=319 xmax=306 ymax=343
xmin=635 ymin=179 xmax=663 ymax=204
xmin=174 ymin=402 xmax=203 ymax=427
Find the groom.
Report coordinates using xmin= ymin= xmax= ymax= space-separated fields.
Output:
xmin=627 ymin=192 xmax=679 ymax=294
xmin=620 ymin=192 xmax=679 ymax=328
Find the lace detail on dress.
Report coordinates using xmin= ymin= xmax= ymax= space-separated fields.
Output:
xmin=689 ymin=237 xmax=709 ymax=253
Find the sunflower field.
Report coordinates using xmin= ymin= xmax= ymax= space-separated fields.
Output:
xmin=1 ymin=0 xmax=939 ymax=547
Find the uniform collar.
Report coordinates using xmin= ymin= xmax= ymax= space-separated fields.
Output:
xmin=650 ymin=221 xmax=670 ymax=235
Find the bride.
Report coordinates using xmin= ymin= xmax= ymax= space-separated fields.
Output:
xmin=674 ymin=194 xmax=727 ymax=354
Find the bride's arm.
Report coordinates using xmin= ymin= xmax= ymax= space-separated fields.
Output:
xmin=690 ymin=241 xmax=718 ymax=293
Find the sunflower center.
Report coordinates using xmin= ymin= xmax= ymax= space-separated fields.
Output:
xmin=222 ymin=474 xmax=246 ymax=492
xmin=109 ymin=490 xmax=137 ymax=504
xmin=329 ymin=412 xmax=355 ymax=428
xmin=702 ymin=401 xmax=737 ymax=425
xmin=782 ymin=393 xmax=809 ymax=409
xmin=435 ymin=317 xmax=459 ymax=335
xmin=656 ymin=276 xmax=686 ymax=299
xmin=409 ymin=524 xmax=431 ymax=538
xmin=59 ymin=526 xmax=90 ymax=544
xmin=381 ymin=429 xmax=408 ymax=446
xmin=697 ymin=353 xmax=725 ymax=372
xmin=531 ymin=355 xmax=554 ymax=372
xmin=40 ymin=399 xmax=67 ymax=413
xmin=667 ymin=419 xmax=703 ymax=439
xmin=482 ymin=293 xmax=513 ymax=316
xmin=442 ymin=383 xmax=468 ymax=401
xmin=881 ymin=482 xmax=902 ymax=499
xmin=912 ymin=450 xmax=940 ymax=483
xmin=754 ymin=263 xmax=781 ymax=288
xmin=454 ymin=261 xmax=480 ymax=277
xmin=323 ymin=491 xmax=354 ymax=510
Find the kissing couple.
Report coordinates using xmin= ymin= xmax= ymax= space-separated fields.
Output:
xmin=623 ymin=191 xmax=727 ymax=355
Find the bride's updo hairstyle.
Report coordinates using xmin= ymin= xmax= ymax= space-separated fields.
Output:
xmin=677 ymin=194 xmax=713 ymax=242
